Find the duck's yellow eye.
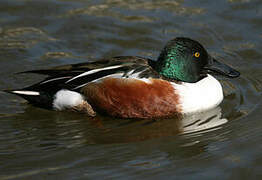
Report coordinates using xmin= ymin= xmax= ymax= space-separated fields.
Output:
xmin=194 ymin=52 xmax=200 ymax=58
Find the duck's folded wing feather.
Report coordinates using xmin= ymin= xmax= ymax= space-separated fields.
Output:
xmin=18 ymin=56 xmax=154 ymax=93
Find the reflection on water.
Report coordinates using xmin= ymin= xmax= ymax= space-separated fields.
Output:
xmin=0 ymin=106 xmax=228 ymax=146
xmin=91 ymin=106 xmax=228 ymax=144
xmin=0 ymin=0 xmax=261 ymax=179
xmin=182 ymin=107 xmax=227 ymax=134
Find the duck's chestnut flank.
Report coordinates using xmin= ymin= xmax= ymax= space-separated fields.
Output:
xmin=82 ymin=78 xmax=181 ymax=118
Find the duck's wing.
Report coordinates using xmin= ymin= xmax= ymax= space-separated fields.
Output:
xmin=6 ymin=56 xmax=160 ymax=106
xmin=19 ymin=56 xmax=159 ymax=92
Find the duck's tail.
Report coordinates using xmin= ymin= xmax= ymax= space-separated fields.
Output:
xmin=3 ymin=88 xmax=53 ymax=108
xmin=4 ymin=89 xmax=40 ymax=96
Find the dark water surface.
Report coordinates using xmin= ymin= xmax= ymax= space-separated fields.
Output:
xmin=0 ymin=0 xmax=261 ymax=179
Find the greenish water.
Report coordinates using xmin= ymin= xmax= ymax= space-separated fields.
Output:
xmin=0 ymin=0 xmax=261 ymax=179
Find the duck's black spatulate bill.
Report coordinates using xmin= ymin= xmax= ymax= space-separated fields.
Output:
xmin=204 ymin=57 xmax=240 ymax=78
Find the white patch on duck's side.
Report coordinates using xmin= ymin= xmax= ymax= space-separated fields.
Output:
xmin=172 ymin=75 xmax=223 ymax=114
xmin=53 ymin=89 xmax=84 ymax=110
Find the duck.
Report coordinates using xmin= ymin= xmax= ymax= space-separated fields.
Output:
xmin=5 ymin=37 xmax=240 ymax=118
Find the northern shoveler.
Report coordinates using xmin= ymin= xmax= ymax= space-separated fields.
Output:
xmin=5 ymin=37 xmax=240 ymax=118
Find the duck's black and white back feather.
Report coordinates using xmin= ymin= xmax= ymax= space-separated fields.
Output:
xmin=7 ymin=56 xmax=159 ymax=108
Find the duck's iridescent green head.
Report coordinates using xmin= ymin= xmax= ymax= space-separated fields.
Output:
xmin=150 ymin=37 xmax=240 ymax=83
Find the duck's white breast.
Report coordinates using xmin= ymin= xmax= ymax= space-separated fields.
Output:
xmin=172 ymin=75 xmax=223 ymax=114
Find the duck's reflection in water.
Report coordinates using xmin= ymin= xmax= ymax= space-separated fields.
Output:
xmin=10 ymin=105 xmax=228 ymax=145
xmin=182 ymin=106 xmax=227 ymax=135
xmin=88 ymin=106 xmax=228 ymax=144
